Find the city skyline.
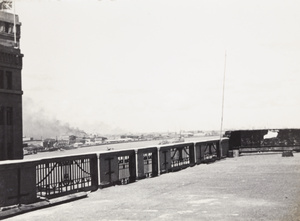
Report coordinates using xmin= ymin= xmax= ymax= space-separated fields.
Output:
xmin=13 ymin=0 xmax=300 ymax=135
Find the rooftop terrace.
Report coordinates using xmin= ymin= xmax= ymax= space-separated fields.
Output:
xmin=5 ymin=152 xmax=300 ymax=221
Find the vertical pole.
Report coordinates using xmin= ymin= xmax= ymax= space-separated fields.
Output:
xmin=157 ymin=147 xmax=160 ymax=176
xmin=135 ymin=149 xmax=139 ymax=179
xmin=219 ymin=51 xmax=227 ymax=158
xmin=194 ymin=142 xmax=197 ymax=165
xmin=13 ymin=0 xmax=17 ymax=48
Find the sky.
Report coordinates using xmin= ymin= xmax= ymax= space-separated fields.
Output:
xmin=11 ymin=0 xmax=300 ymax=134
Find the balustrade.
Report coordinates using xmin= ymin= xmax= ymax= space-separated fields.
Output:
xmin=0 ymin=138 xmax=230 ymax=207
xmin=36 ymin=154 xmax=98 ymax=199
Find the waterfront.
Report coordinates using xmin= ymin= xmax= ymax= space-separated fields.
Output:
xmin=24 ymin=136 xmax=220 ymax=160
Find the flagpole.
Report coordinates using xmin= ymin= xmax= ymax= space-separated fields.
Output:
xmin=219 ymin=51 xmax=227 ymax=157
xmin=13 ymin=0 xmax=17 ymax=48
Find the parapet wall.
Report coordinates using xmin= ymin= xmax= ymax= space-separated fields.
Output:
xmin=226 ymin=129 xmax=300 ymax=152
xmin=8 ymin=137 xmax=298 ymax=209
xmin=0 ymin=160 xmax=36 ymax=206
xmin=0 ymin=138 xmax=229 ymax=207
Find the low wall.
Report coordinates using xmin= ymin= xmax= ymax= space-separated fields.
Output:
xmin=99 ymin=150 xmax=136 ymax=188
xmin=159 ymin=142 xmax=195 ymax=173
xmin=0 ymin=138 xmax=230 ymax=207
xmin=36 ymin=154 xmax=98 ymax=199
xmin=0 ymin=160 xmax=36 ymax=207
xmin=0 ymin=153 xmax=98 ymax=207
xmin=136 ymin=147 xmax=158 ymax=179
xmin=226 ymin=129 xmax=300 ymax=151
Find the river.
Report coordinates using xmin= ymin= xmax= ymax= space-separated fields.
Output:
xmin=24 ymin=136 xmax=220 ymax=160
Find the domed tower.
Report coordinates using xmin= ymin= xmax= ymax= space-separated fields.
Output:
xmin=0 ymin=8 xmax=23 ymax=160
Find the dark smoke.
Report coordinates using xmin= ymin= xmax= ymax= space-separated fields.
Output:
xmin=23 ymin=97 xmax=87 ymax=139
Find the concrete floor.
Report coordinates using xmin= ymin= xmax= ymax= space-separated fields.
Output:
xmin=6 ymin=152 xmax=300 ymax=221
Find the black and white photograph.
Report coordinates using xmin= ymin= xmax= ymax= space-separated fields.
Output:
xmin=0 ymin=0 xmax=300 ymax=220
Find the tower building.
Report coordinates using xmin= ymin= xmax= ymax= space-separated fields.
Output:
xmin=0 ymin=10 xmax=23 ymax=160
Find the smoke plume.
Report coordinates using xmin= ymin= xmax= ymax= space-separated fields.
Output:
xmin=23 ymin=97 xmax=87 ymax=139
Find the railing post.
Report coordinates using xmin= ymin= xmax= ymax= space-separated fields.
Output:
xmin=157 ymin=147 xmax=161 ymax=176
xmin=135 ymin=149 xmax=139 ymax=179
xmin=90 ymin=154 xmax=99 ymax=191
xmin=194 ymin=142 xmax=197 ymax=165
xmin=0 ymin=161 xmax=36 ymax=207
xmin=217 ymin=139 xmax=221 ymax=160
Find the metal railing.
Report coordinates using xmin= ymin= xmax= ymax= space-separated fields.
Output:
xmin=118 ymin=155 xmax=130 ymax=184
xmin=143 ymin=152 xmax=153 ymax=177
xmin=36 ymin=154 xmax=98 ymax=198
xmin=195 ymin=140 xmax=220 ymax=163
xmin=170 ymin=146 xmax=190 ymax=168
xmin=0 ymin=138 xmax=230 ymax=207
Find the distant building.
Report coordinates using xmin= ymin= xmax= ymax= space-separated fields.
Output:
xmin=94 ymin=136 xmax=107 ymax=144
xmin=56 ymin=135 xmax=76 ymax=148
xmin=42 ymin=138 xmax=56 ymax=148
xmin=23 ymin=136 xmax=33 ymax=142
xmin=0 ymin=10 xmax=23 ymax=160
xmin=120 ymin=135 xmax=140 ymax=140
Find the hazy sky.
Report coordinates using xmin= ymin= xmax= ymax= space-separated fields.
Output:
xmin=13 ymin=0 xmax=300 ymax=134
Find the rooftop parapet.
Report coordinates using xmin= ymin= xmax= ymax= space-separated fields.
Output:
xmin=0 ymin=10 xmax=21 ymax=48
xmin=0 ymin=10 xmax=20 ymax=23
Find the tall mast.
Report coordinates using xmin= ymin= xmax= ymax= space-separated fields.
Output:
xmin=13 ymin=0 xmax=17 ymax=48
xmin=219 ymin=51 xmax=227 ymax=140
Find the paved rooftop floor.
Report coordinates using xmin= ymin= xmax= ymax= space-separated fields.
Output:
xmin=6 ymin=152 xmax=300 ymax=221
